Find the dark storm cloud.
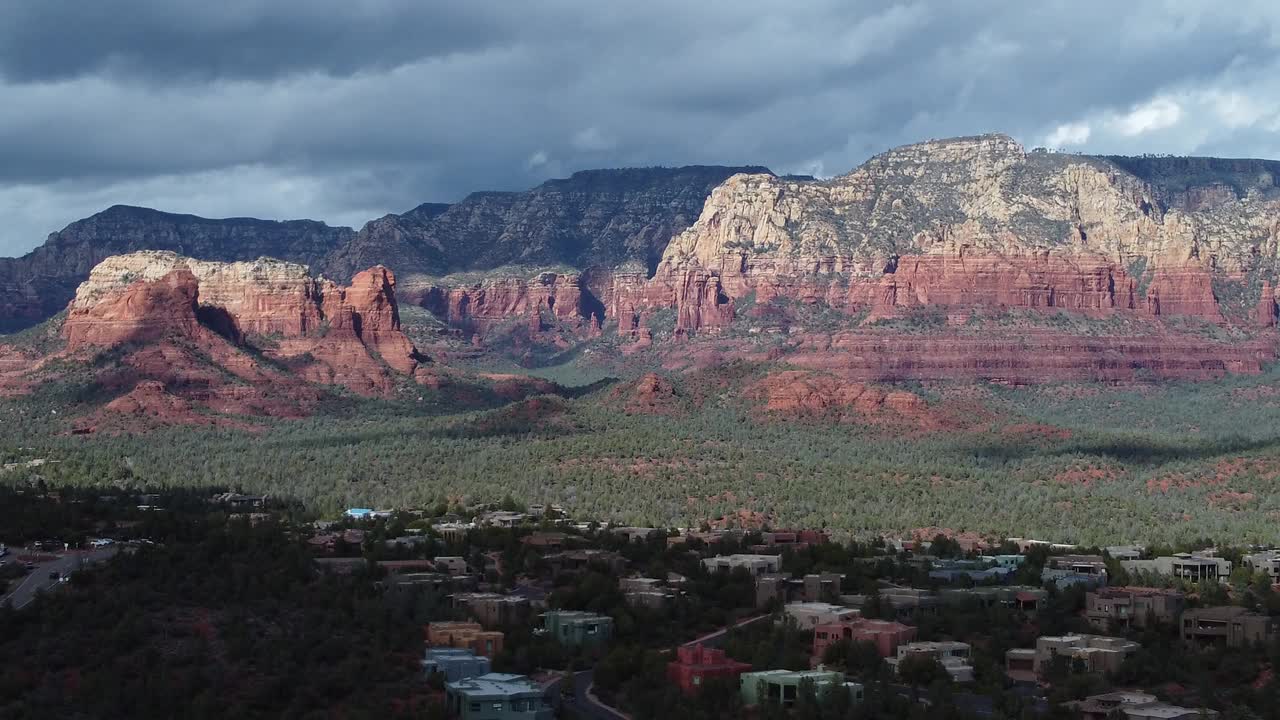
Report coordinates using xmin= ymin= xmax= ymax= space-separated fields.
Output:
xmin=2 ymin=1 xmax=1280 ymax=255
xmin=0 ymin=1 xmax=513 ymax=83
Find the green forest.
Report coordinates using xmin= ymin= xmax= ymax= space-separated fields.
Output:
xmin=4 ymin=353 xmax=1280 ymax=546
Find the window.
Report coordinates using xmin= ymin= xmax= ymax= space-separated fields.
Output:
xmin=493 ymin=702 xmax=504 ymax=710
xmin=511 ymin=699 xmax=526 ymax=711
xmin=587 ymin=624 xmax=598 ymax=634
xmin=470 ymin=702 xmax=481 ymax=713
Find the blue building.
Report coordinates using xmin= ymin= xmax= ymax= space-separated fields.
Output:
xmin=445 ymin=673 xmax=553 ymax=719
xmin=344 ymin=508 xmax=375 ymax=520
xmin=423 ymin=647 xmax=492 ymax=682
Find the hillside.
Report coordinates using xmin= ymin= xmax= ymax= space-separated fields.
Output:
xmin=0 ymin=166 xmax=766 ymax=332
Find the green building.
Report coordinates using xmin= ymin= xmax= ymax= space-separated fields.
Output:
xmin=445 ymin=673 xmax=553 ymax=719
xmin=541 ymin=610 xmax=613 ymax=648
xmin=739 ymin=669 xmax=864 ymax=708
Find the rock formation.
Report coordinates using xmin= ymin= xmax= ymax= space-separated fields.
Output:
xmin=0 ymin=205 xmax=354 ymax=332
xmin=61 ymin=251 xmax=420 ymax=396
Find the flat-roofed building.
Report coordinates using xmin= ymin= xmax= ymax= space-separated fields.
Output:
xmin=426 ymin=621 xmax=504 ymax=657
xmin=667 ymin=644 xmax=752 ymax=695
xmin=1065 ymin=691 xmax=1218 ymax=720
xmin=703 ymin=554 xmax=782 ymax=576
xmin=1026 ymin=634 xmax=1140 ymax=676
xmin=886 ymin=641 xmax=974 ymax=683
xmin=813 ymin=618 xmax=916 ymax=661
xmin=783 ymin=602 xmax=860 ymax=629
xmin=1122 ymin=553 xmax=1231 ymax=582
xmin=451 ymin=593 xmax=531 ymax=628
xmin=445 ymin=673 xmax=553 ymax=720
xmin=542 ymin=611 xmax=613 ymax=648
xmin=740 ymin=669 xmax=863 ymax=708
xmin=423 ymin=648 xmax=492 ymax=682
xmin=1086 ymin=587 xmax=1185 ymax=630
xmin=1182 ymin=606 xmax=1276 ymax=648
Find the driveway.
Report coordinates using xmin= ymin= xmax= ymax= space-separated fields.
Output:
xmin=1 ymin=547 xmax=116 ymax=610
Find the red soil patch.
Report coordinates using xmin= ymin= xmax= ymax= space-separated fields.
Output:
xmin=1207 ymin=491 xmax=1256 ymax=510
xmin=1052 ymin=464 xmax=1119 ymax=487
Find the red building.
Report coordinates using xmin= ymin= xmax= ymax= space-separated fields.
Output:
xmin=813 ymin=618 xmax=917 ymax=661
xmin=666 ymin=644 xmax=752 ymax=694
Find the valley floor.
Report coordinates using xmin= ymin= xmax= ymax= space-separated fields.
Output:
xmin=3 ymin=357 xmax=1280 ymax=547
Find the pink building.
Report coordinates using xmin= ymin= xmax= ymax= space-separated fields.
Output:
xmin=813 ymin=618 xmax=917 ymax=661
xmin=667 ymin=644 xmax=752 ymax=694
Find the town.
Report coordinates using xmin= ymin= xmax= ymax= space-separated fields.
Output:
xmin=3 ymin=486 xmax=1279 ymax=720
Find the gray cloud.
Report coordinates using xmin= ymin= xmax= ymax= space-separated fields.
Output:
xmin=2 ymin=1 xmax=1280 ymax=255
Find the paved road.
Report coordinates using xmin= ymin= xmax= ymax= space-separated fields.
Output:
xmin=566 ymin=614 xmax=773 ymax=720
xmin=1 ymin=547 xmax=116 ymax=610
xmin=568 ymin=670 xmax=630 ymax=720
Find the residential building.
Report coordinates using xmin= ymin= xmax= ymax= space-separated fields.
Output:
xmin=803 ymin=573 xmax=843 ymax=603
xmin=1085 ymin=588 xmax=1185 ymax=630
xmin=667 ymin=644 xmax=752 ymax=694
xmin=542 ymin=611 xmax=613 ymax=647
xmin=1121 ymin=552 xmax=1231 ymax=582
xmin=1182 ymin=606 xmax=1276 ymax=648
xmin=1105 ymin=546 xmax=1145 ymax=562
xmin=1005 ymin=649 xmax=1038 ymax=683
xmin=843 ymin=588 xmax=940 ymax=620
xmin=886 ymin=642 xmax=975 ymax=683
xmin=520 ymin=532 xmax=570 ymax=550
xmin=1048 ymin=555 xmax=1109 ymax=575
xmin=344 ymin=508 xmax=375 ymax=520
xmin=978 ymin=554 xmax=1026 ymax=568
xmin=478 ymin=511 xmax=528 ymax=528
xmin=1065 ymin=691 xmax=1218 ymax=720
xmin=435 ymin=556 xmax=469 ymax=575
xmin=625 ymin=590 xmax=674 ymax=609
xmin=929 ymin=564 xmax=1015 ymax=584
xmin=813 ymin=618 xmax=916 ymax=660
xmin=423 ymin=648 xmax=492 ymax=682
xmin=1023 ymin=634 xmax=1140 ymax=676
xmin=1042 ymin=565 xmax=1108 ymax=590
xmin=445 ymin=673 xmax=553 ymax=720
xmin=545 ymin=550 xmax=627 ymax=576
xmin=740 ymin=669 xmax=863 ymax=708
xmin=783 ymin=602 xmax=860 ymax=629
xmin=611 ymin=527 xmax=663 ymax=543
xmin=377 ymin=560 xmax=437 ymax=575
xmin=1243 ymin=550 xmax=1280 ymax=580
xmin=755 ymin=574 xmax=789 ymax=609
xmin=703 ymin=554 xmax=782 ymax=576
xmin=451 ymin=593 xmax=531 ymax=628
xmin=939 ymin=586 xmax=1045 ymax=612
xmin=435 ymin=523 xmax=472 ymax=543
xmin=426 ymin=621 xmax=504 ymax=657
xmin=619 ymin=577 xmax=663 ymax=593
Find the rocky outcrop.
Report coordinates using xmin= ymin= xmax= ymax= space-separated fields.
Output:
xmin=0 ymin=205 xmax=354 ymax=332
xmin=62 ymin=251 xmax=420 ymax=394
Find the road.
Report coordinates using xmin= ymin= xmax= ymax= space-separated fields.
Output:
xmin=566 ymin=614 xmax=772 ymax=720
xmin=1 ymin=547 xmax=116 ymax=610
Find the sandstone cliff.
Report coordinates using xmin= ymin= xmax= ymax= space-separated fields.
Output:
xmin=62 ymin=251 xmax=419 ymax=395
xmin=323 ymin=165 xmax=770 ymax=282
xmin=655 ymin=134 xmax=1280 ymax=327
xmin=0 ymin=205 xmax=355 ymax=332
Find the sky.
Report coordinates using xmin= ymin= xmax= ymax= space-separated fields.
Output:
xmin=3 ymin=1 xmax=1280 ymax=256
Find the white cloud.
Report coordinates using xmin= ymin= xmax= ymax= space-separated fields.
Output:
xmin=1110 ymin=97 xmax=1183 ymax=136
xmin=1044 ymin=122 xmax=1091 ymax=148
xmin=525 ymin=150 xmax=550 ymax=169
xmin=570 ymin=127 xmax=616 ymax=152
